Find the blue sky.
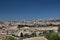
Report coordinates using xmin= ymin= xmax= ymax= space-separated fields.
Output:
xmin=0 ymin=0 xmax=60 ymax=21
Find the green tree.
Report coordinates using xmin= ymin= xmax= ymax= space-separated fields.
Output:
xmin=20 ymin=32 xmax=23 ymax=37
xmin=17 ymin=25 xmax=22 ymax=30
xmin=58 ymin=26 xmax=60 ymax=32
xmin=24 ymin=34 xmax=31 ymax=38
xmin=31 ymin=32 xmax=36 ymax=37
xmin=7 ymin=36 xmax=16 ymax=40
xmin=45 ymin=32 xmax=60 ymax=40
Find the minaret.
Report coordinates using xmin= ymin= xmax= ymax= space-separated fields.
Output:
xmin=24 ymin=19 xmax=26 ymax=25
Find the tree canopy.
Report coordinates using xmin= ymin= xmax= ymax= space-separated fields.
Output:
xmin=45 ymin=32 xmax=60 ymax=40
xmin=6 ymin=36 xmax=16 ymax=40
